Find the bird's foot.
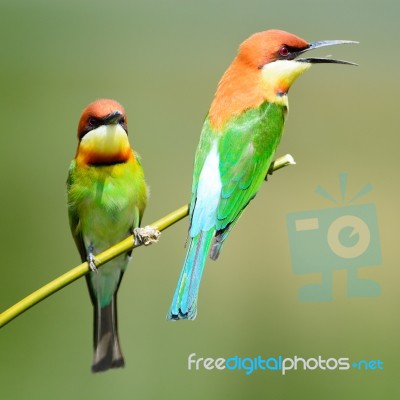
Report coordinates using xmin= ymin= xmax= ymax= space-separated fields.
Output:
xmin=134 ymin=226 xmax=160 ymax=246
xmin=87 ymin=253 xmax=98 ymax=273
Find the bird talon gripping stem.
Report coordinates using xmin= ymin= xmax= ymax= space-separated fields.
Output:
xmin=134 ymin=226 xmax=161 ymax=246
xmin=87 ymin=253 xmax=98 ymax=273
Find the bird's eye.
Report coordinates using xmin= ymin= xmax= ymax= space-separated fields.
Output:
xmin=279 ymin=46 xmax=289 ymax=57
xmin=119 ymin=116 xmax=125 ymax=125
xmin=88 ymin=117 xmax=97 ymax=126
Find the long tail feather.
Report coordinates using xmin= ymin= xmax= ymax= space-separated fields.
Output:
xmin=91 ymin=295 xmax=124 ymax=372
xmin=167 ymin=229 xmax=215 ymax=320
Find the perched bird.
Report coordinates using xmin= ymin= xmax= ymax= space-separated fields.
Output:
xmin=67 ymin=99 xmax=148 ymax=372
xmin=167 ymin=29 xmax=357 ymax=320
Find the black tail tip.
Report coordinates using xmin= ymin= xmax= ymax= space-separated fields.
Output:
xmin=166 ymin=307 xmax=197 ymax=321
xmin=91 ymin=357 xmax=125 ymax=373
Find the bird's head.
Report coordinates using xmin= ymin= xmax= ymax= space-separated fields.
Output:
xmin=76 ymin=99 xmax=132 ymax=165
xmin=209 ymin=29 xmax=357 ymax=129
xmin=239 ymin=29 xmax=357 ymax=102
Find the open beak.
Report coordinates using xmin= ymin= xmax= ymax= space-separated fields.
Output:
xmin=297 ymin=39 xmax=359 ymax=66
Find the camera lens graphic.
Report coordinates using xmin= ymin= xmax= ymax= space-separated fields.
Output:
xmin=327 ymin=215 xmax=371 ymax=259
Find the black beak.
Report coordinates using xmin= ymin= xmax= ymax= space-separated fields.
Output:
xmin=103 ymin=110 xmax=123 ymax=125
xmin=297 ymin=40 xmax=359 ymax=66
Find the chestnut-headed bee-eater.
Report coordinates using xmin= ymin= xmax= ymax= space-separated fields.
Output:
xmin=167 ymin=29 xmax=357 ymax=320
xmin=67 ymin=99 xmax=148 ymax=372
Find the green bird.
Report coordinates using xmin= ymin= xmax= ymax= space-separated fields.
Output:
xmin=167 ymin=29 xmax=357 ymax=320
xmin=67 ymin=99 xmax=148 ymax=372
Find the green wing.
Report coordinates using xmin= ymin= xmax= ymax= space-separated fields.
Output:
xmin=216 ymin=101 xmax=286 ymax=232
xmin=188 ymin=100 xmax=286 ymax=257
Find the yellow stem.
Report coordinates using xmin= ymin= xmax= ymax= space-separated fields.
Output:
xmin=0 ymin=154 xmax=294 ymax=328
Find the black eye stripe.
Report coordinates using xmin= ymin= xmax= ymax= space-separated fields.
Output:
xmin=86 ymin=116 xmax=102 ymax=130
xmin=88 ymin=116 xmax=99 ymax=126
xmin=277 ymin=45 xmax=304 ymax=61
xmin=79 ymin=113 xmax=127 ymax=140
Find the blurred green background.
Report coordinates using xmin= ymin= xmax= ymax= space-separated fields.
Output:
xmin=0 ymin=0 xmax=398 ymax=399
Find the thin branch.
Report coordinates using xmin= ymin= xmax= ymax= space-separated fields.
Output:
xmin=0 ymin=154 xmax=295 ymax=328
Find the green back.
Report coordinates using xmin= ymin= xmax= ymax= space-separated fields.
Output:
xmin=190 ymin=101 xmax=286 ymax=233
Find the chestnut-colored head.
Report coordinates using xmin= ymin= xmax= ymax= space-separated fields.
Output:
xmin=238 ymin=29 xmax=308 ymax=69
xmin=77 ymin=99 xmax=127 ymax=140
xmin=209 ymin=29 xmax=357 ymax=129
xmin=75 ymin=99 xmax=132 ymax=165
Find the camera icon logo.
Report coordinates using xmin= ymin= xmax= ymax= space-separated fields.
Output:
xmin=286 ymin=173 xmax=382 ymax=302
xmin=327 ymin=214 xmax=370 ymax=259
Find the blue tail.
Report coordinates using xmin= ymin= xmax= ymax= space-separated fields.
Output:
xmin=167 ymin=229 xmax=215 ymax=320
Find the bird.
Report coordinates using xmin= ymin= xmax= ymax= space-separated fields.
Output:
xmin=67 ymin=99 xmax=148 ymax=372
xmin=167 ymin=29 xmax=357 ymax=320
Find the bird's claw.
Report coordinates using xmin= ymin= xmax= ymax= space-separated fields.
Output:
xmin=134 ymin=226 xmax=160 ymax=246
xmin=87 ymin=253 xmax=98 ymax=273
